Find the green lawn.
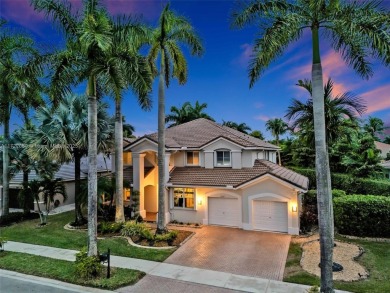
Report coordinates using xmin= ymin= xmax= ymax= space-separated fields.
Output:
xmin=284 ymin=236 xmax=390 ymax=293
xmin=0 ymin=251 xmax=144 ymax=290
xmin=0 ymin=211 xmax=174 ymax=262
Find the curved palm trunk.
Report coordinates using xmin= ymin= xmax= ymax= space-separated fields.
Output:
xmin=312 ymin=26 xmax=334 ymax=293
xmin=87 ymin=77 xmax=98 ymax=256
xmin=22 ymin=169 xmax=30 ymax=214
xmin=157 ymin=50 xmax=167 ymax=234
xmin=1 ymin=105 xmax=10 ymax=216
xmin=115 ymin=99 xmax=125 ymax=222
xmin=74 ymin=150 xmax=84 ymax=224
xmin=276 ymin=136 xmax=281 ymax=165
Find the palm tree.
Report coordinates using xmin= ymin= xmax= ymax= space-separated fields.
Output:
xmin=364 ymin=116 xmax=385 ymax=140
xmin=232 ymin=1 xmax=390 ymax=291
xmin=0 ymin=27 xmax=43 ymax=216
xmin=250 ymin=130 xmax=265 ymax=140
xmin=28 ymin=94 xmax=114 ymax=226
xmin=222 ymin=121 xmax=252 ymax=134
xmin=148 ymin=4 xmax=204 ymax=233
xmin=286 ymin=79 xmax=366 ymax=147
xmin=108 ymin=17 xmax=152 ymax=223
xmin=166 ymin=101 xmax=214 ymax=127
xmin=31 ymin=0 xmax=126 ymax=256
xmin=265 ymin=118 xmax=288 ymax=165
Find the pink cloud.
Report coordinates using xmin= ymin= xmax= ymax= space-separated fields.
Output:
xmin=254 ymin=114 xmax=270 ymax=122
xmin=233 ymin=43 xmax=253 ymax=68
xmin=362 ymin=85 xmax=390 ymax=114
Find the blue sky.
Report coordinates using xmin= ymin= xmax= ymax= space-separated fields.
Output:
xmin=1 ymin=0 xmax=390 ymax=139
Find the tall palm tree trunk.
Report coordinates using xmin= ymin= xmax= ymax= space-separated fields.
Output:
xmin=115 ymin=99 xmax=125 ymax=222
xmin=2 ymin=105 xmax=10 ymax=216
xmin=276 ymin=136 xmax=281 ymax=165
xmin=74 ymin=150 xmax=84 ymax=224
xmin=157 ymin=51 xmax=166 ymax=234
xmin=87 ymin=77 xmax=98 ymax=256
xmin=312 ymin=26 xmax=334 ymax=293
xmin=22 ymin=170 xmax=30 ymax=214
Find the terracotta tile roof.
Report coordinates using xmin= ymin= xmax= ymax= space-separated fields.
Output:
xmin=168 ymin=159 xmax=308 ymax=191
xmin=129 ymin=118 xmax=278 ymax=150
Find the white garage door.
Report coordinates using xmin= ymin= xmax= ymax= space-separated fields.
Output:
xmin=208 ymin=197 xmax=240 ymax=227
xmin=252 ymin=200 xmax=288 ymax=233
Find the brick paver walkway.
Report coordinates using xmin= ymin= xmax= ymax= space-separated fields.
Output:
xmin=165 ymin=226 xmax=291 ymax=280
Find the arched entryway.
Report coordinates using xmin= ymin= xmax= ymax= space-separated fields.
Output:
xmin=144 ymin=185 xmax=157 ymax=221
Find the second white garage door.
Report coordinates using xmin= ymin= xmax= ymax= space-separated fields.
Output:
xmin=252 ymin=200 xmax=288 ymax=233
xmin=208 ymin=197 xmax=240 ymax=227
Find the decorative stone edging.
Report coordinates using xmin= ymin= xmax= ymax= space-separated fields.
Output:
xmin=119 ymin=236 xmax=176 ymax=250
xmin=168 ymin=223 xmax=202 ymax=229
xmin=64 ymin=223 xmax=87 ymax=231
xmin=340 ymin=234 xmax=390 ymax=243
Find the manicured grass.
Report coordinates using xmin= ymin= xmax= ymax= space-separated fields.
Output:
xmin=0 ymin=251 xmax=145 ymax=290
xmin=283 ymin=236 xmax=390 ymax=293
xmin=0 ymin=211 xmax=174 ymax=262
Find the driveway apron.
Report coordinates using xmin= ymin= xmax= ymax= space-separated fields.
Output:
xmin=164 ymin=226 xmax=291 ymax=281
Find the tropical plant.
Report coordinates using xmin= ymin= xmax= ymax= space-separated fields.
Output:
xmin=0 ymin=23 xmax=43 ymax=216
xmin=249 ymin=130 xmax=265 ymax=140
xmin=265 ymin=118 xmax=288 ymax=165
xmin=286 ymin=79 xmax=366 ymax=147
xmin=31 ymin=0 xmax=137 ymax=255
xmin=122 ymin=119 xmax=135 ymax=138
xmin=232 ymin=1 xmax=390 ymax=291
xmin=166 ymin=101 xmax=214 ymax=127
xmin=147 ymin=4 xmax=204 ymax=233
xmin=364 ymin=116 xmax=386 ymax=140
xmin=222 ymin=120 xmax=251 ymax=134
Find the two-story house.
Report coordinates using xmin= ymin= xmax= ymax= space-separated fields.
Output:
xmin=123 ymin=118 xmax=308 ymax=235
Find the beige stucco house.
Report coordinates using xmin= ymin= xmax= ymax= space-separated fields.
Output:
xmin=123 ymin=118 xmax=308 ymax=235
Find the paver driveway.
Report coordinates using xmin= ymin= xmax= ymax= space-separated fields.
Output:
xmin=165 ymin=226 xmax=291 ymax=281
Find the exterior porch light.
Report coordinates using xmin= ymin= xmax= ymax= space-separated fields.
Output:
xmin=197 ymin=197 xmax=203 ymax=206
xmin=291 ymin=204 xmax=298 ymax=213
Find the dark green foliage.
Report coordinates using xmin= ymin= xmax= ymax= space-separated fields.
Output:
xmin=121 ymin=221 xmax=178 ymax=243
xmin=97 ymin=222 xmax=123 ymax=234
xmin=331 ymin=189 xmax=347 ymax=198
xmin=292 ymin=167 xmax=390 ymax=196
xmin=334 ymin=195 xmax=390 ymax=237
xmin=75 ymin=247 xmax=102 ymax=279
xmin=300 ymin=190 xmax=318 ymax=233
xmin=0 ymin=212 xmax=39 ymax=227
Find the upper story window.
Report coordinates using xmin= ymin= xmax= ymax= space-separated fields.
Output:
xmin=186 ymin=151 xmax=199 ymax=165
xmin=216 ymin=150 xmax=231 ymax=166
xmin=123 ymin=152 xmax=132 ymax=165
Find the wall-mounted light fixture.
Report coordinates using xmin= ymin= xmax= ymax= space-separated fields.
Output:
xmin=292 ymin=204 xmax=298 ymax=213
xmin=197 ymin=197 xmax=203 ymax=206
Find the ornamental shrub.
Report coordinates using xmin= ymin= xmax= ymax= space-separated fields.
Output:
xmin=291 ymin=167 xmax=390 ymax=196
xmin=121 ymin=221 xmax=149 ymax=237
xmin=98 ymin=221 xmax=123 ymax=234
xmin=334 ymin=195 xmax=390 ymax=237
xmin=75 ymin=247 xmax=102 ymax=279
xmin=0 ymin=212 xmax=40 ymax=227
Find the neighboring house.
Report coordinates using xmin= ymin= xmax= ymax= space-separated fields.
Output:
xmin=3 ymin=154 xmax=112 ymax=211
xmin=381 ymin=160 xmax=390 ymax=179
xmin=124 ymin=118 xmax=308 ymax=235
xmin=374 ymin=141 xmax=390 ymax=159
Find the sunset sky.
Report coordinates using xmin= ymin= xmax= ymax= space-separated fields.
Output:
xmin=1 ymin=0 xmax=390 ymax=139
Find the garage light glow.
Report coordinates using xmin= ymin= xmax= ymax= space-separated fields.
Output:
xmin=292 ymin=204 xmax=298 ymax=212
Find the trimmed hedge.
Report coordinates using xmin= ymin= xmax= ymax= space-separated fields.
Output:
xmin=334 ymin=195 xmax=390 ymax=237
xmin=291 ymin=167 xmax=390 ymax=196
xmin=0 ymin=212 xmax=40 ymax=227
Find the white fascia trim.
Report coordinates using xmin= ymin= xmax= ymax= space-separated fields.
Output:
xmin=169 ymin=184 xmax=237 ymax=190
xmin=238 ymin=173 xmax=306 ymax=192
xmin=124 ymin=137 xmax=157 ymax=151
xmin=200 ymin=137 xmax=245 ymax=150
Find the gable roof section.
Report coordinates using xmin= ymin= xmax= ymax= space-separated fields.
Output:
xmin=168 ymin=159 xmax=308 ymax=191
xmin=127 ymin=118 xmax=278 ymax=150
xmin=374 ymin=141 xmax=390 ymax=158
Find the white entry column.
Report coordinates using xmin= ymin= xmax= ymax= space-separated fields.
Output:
xmin=133 ymin=153 xmax=146 ymax=218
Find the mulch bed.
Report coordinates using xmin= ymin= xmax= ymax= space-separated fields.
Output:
xmin=129 ymin=229 xmax=193 ymax=247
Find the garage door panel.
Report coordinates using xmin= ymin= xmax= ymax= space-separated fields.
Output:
xmin=253 ymin=201 xmax=288 ymax=233
xmin=208 ymin=197 xmax=240 ymax=227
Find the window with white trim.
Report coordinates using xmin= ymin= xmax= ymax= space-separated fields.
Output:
xmin=215 ymin=150 xmax=231 ymax=166
xmin=186 ymin=151 xmax=199 ymax=165
xmin=173 ymin=188 xmax=195 ymax=209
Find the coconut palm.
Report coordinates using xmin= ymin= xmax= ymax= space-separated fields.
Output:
xmin=265 ymin=118 xmax=288 ymax=165
xmin=0 ymin=27 xmax=43 ymax=216
xmin=249 ymin=130 xmax=265 ymax=140
xmin=222 ymin=121 xmax=252 ymax=134
xmin=286 ymin=79 xmax=366 ymax=147
xmin=232 ymin=1 xmax=390 ymax=290
xmin=166 ymin=101 xmax=214 ymax=127
xmin=147 ymin=4 xmax=204 ymax=233
xmin=364 ymin=116 xmax=386 ymax=140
